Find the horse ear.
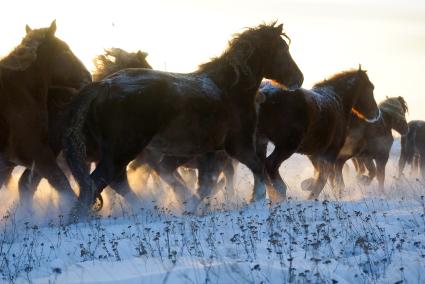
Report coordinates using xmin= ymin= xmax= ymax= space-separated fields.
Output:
xmin=25 ymin=25 xmax=32 ymax=34
xmin=275 ymin=23 xmax=283 ymax=35
xmin=358 ymin=64 xmax=362 ymax=71
xmin=48 ymin=20 xmax=57 ymax=36
xmin=137 ymin=50 xmax=148 ymax=59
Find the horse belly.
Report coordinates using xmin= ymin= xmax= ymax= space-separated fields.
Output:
xmin=148 ymin=114 xmax=227 ymax=156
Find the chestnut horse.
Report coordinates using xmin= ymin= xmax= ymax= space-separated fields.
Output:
xmin=330 ymin=97 xmax=408 ymax=194
xmin=64 ymin=23 xmax=304 ymax=215
xmin=256 ymin=68 xmax=379 ymax=200
xmin=0 ymin=21 xmax=91 ymax=202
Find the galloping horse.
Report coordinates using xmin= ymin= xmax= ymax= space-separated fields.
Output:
xmin=64 ymin=23 xmax=304 ymax=214
xmin=256 ymin=68 xmax=379 ymax=200
xmin=14 ymin=48 xmax=152 ymax=203
xmin=399 ymin=120 xmax=425 ymax=180
xmin=0 ymin=21 xmax=91 ymax=202
xmin=330 ymin=96 xmax=408 ymax=194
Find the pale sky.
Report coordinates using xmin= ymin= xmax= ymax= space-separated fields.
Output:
xmin=1 ymin=0 xmax=424 ymax=120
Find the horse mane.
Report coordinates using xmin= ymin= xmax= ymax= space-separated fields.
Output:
xmin=313 ymin=69 xmax=368 ymax=89
xmin=92 ymin=48 xmax=151 ymax=81
xmin=198 ymin=22 xmax=289 ymax=86
xmin=0 ymin=28 xmax=51 ymax=71
xmin=379 ymin=96 xmax=408 ymax=121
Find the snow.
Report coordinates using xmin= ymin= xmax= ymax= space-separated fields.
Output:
xmin=1 ymin=139 xmax=425 ymax=283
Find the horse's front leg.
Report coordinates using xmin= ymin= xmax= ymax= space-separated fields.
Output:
xmin=225 ymin=135 xmax=266 ymax=203
xmin=307 ymin=158 xmax=332 ymax=200
xmin=152 ymin=155 xmax=199 ymax=211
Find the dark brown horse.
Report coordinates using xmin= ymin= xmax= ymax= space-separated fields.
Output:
xmin=330 ymin=96 xmax=408 ymax=194
xmin=399 ymin=120 xmax=425 ymax=180
xmin=13 ymin=48 xmax=152 ymax=203
xmin=256 ymin=68 xmax=379 ymax=200
xmin=64 ymin=23 xmax=304 ymax=215
xmin=0 ymin=21 xmax=91 ymax=202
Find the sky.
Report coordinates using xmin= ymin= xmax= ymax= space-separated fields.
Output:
xmin=1 ymin=0 xmax=424 ymax=120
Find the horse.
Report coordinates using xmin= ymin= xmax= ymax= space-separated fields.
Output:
xmin=255 ymin=67 xmax=379 ymax=200
xmin=330 ymin=96 xmax=408 ymax=194
xmin=0 ymin=21 xmax=91 ymax=203
xmin=63 ymin=22 xmax=304 ymax=215
xmin=399 ymin=120 xmax=425 ymax=180
xmin=13 ymin=48 xmax=152 ymax=204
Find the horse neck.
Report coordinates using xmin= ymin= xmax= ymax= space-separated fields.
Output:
xmin=335 ymin=84 xmax=363 ymax=120
xmin=201 ymin=56 xmax=264 ymax=102
xmin=17 ymin=54 xmax=51 ymax=99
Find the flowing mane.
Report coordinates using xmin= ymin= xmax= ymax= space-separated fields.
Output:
xmin=0 ymin=28 xmax=51 ymax=71
xmin=198 ymin=22 xmax=290 ymax=85
xmin=92 ymin=48 xmax=152 ymax=81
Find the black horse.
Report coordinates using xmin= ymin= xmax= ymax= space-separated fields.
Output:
xmin=330 ymin=96 xmax=408 ymax=194
xmin=64 ymin=23 xmax=304 ymax=215
xmin=399 ymin=120 xmax=425 ymax=180
xmin=256 ymin=68 xmax=379 ymax=200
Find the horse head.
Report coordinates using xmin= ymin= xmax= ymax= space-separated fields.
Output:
xmin=260 ymin=23 xmax=304 ymax=90
xmin=351 ymin=66 xmax=380 ymax=123
xmin=26 ymin=20 xmax=92 ymax=89
xmin=379 ymin=96 xmax=409 ymax=134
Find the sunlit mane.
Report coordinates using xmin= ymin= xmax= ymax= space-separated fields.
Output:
xmin=197 ymin=22 xmax=288 ymax=85
xmin=92 ymin=48 xmax=152 ymax=81
xmin=313 ymin=69 xmax=367 ymax=89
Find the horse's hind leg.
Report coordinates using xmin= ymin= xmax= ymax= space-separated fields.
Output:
xmin=398 ymin=135 xmax=408 ymax=178
xmin=333 ymin=160 xmax=346 ymax=198
xmin=375 ymin=156 xmax=388 ymax=193
xmin=197 ymin=153 xmax=223 ymax=204
xmin=109 ymin=168 xmax=140 ymax=203
xmin=153 ymin=156 xmax=199 ymax=210
xmin=413 ymin=155 xmax=421 ymax=177
xmin=419 ymin=153 xmax=425 ymax=181
xmin=223 ymin=159 xmax=237 ymax=200
xmin=362 ymin=158 xmax=376 ymax=185
xmin=29 ymin=146 xmax=77 ymax=203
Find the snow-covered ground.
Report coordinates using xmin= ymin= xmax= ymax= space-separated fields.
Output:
xmin=1 ymin=139 xmax=425 ymax=283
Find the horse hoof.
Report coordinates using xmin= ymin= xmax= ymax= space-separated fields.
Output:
xmin=183 ymin=195 xmax=201 ymax=214
xmin=301 ymin=178 xmax=315 ymax=191
xmin=92 ymin=194 xmax=104 ymax=212
xmin=68 ymin=201 xmax=92 ymax=224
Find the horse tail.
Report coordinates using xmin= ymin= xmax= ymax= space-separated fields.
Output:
xmin=405 ymin=125 xmax=417 ymax=164
xmin=63 ymin=82 xmax=107 ymax=207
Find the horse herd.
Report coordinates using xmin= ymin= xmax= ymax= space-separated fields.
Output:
xmin=0 ymin=20 xmax=423 ymax=219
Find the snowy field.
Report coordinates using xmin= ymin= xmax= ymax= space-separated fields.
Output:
xmin=0 ymin=139 xmax=424 ymax=283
